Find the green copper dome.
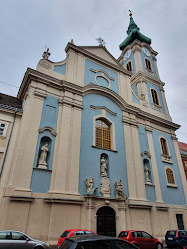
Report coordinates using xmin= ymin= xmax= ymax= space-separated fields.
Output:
xmin=119 ymin=16 xmax=151 ymax=51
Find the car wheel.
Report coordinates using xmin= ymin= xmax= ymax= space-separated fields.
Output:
xmin=156 ymin=243 xmax=162 ymax=249
xmin=180 ymin=241 xmax=185 ymax=248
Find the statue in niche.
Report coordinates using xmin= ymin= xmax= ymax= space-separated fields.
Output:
xmin=101 ymin=156 xmax=107 ymax=177
xmin=100 ymin=176 xmax=111 ymax=197
xmin=144 ymin=164 xmax=151 ymax=183
xmin=115 ymin=180 xmax=127 ymax=199
xmin=85 ymin=178 xmax=98 ymax=195
xmin=38 ymin=143 xmax=49 ymax=169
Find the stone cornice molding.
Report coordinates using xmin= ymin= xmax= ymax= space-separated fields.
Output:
xmin=39 ymin=126 xmax=57 ymax=136
xmin=131 ymin=70 xmax=165 ymax=87
xmin=34 ymin=90 xmax=47 ymax=99
xmin=145 ymin=126 xmax=153 ymax=133
xmin=65 ymin=42 xmax=132 ymax=76
xmin=18 ymin=68 xmax=180 ymax=131
xmin=90 ymin=105 xmax=117 ymax=116
xmin=58 ymin=97 xmax=84 ymax=110
xmin=122 ymin=116 xmax=138 ymax=127
xmin=171 ymin=134 xmax=178 ymax=141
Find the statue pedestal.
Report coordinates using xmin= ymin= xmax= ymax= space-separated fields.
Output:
xmin=38 ymin=162 xmax=47 ymax=169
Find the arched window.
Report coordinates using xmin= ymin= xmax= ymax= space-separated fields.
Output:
xmin=126 ymin=61 xmax=132 ymax=72
xmin=166 ymin=168 xmax=175 ymax=185
xmin=145 ymin=58 xmax=152 ymax=71
xmin=151 ymin=89 xmax=159 ymax=105
xmin=96 ymin=119 xmax=111 ymax=149
xmin=160 ymin=138 xmax=169 ymax=156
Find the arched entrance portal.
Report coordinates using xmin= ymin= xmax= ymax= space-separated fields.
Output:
xmin=96 ymin=206 xmax=116 ymax=237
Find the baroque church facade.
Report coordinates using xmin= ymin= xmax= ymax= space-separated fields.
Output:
xmin=0 ymin=15 xmax=186 ymax=244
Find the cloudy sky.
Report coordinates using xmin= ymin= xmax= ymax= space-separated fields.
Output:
xmin=0 ymin=0 xmax=186 ymax=142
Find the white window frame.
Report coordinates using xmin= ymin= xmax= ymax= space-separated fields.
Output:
xmin=126 ymin=60 xmax=133 ymax=73
xmin=164 ymin=166 xmax=177 ymax=187
xmin=93 ymin=113 xmax=116 ymax=151
xmin=0 ymin=122 xmax=8 ymax=138
xmin=150 ymin=88 xmax=162 ymax=111
xmin=159 ymin=136 xmax=173 ymax=164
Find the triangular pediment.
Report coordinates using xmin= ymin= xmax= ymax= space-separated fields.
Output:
xmin=79 ymin=46 xmax=119 ymax=66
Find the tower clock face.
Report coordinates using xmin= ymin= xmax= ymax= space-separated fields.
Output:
xmin=142 ymin=47 xmax=150 ymax=56
xmin=124 ymin=49 xmax=132 ymax=60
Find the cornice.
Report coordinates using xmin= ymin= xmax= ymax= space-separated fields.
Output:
xmin=131 ymin=70 xmax=165 ymax=87
xmin=17 ymin=68 xmax=180 ymax=131
xmin=90 ymin=105 xmax=117 ymax=116
xmin=0 ymin=104 xmax=23 ymax=114
xmin=65 ymin=43 xmax=131 ymax=76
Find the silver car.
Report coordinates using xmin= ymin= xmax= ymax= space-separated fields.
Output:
xmin=0 ymin=230 xmax=49 ymax=249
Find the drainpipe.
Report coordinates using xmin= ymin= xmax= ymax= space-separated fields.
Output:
xmin=0 ymin=108 xmax=18 ymax=177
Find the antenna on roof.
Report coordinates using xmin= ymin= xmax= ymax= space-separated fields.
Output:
xmin=96 ymin=37 xmax=106 ymax=46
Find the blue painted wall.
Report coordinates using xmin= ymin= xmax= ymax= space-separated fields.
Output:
xmin=123 ymin=52 xmax=136 ymax=75
xmin=132 ymin=92 xmax=140 ymax=104
xmin=140 ymin=52 xmax=157 ymax=79
xmin=54 ymin=64 xmax=66 ymax=75
xmin=147 ymin=82 xmax=165 ymax=114
xmin=30 ymin=95 xmax=59 ymax=193
xmin=79 ymin=94 xmax=128 ymax=198
xmin=152 ymin=130 xmax=186 ymax=205
xmin=131 ymin=83 xmax=138 ymax=96
xmin=84 ymin=60 xmax=119 ymax=94
xmin=138 ymin=125 xmax=156 ymax=202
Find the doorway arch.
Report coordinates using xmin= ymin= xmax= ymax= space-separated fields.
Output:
xmin=96 ymin=206 xmax=116 ymax=237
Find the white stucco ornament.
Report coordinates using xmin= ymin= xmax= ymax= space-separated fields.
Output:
xmin=115 ymin=180 xmax=127 ymax=199
xmin=85 ymin=178 xmax=98 ymax=195
xmin=100 ymin=176 xmax=111 ymax=197
xmin=38 ymin=143 xmax=49 ymax=169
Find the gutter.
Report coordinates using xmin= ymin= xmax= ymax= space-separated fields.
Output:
xmin=0 ymin=108 xmax=18 ymax=177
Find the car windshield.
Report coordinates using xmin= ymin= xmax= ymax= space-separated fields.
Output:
xmin=119 ymin=232 xmax=128 ymax=237
xmin=61 ymin=231 xmax=70 ymax=238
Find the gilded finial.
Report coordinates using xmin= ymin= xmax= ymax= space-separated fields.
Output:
xmin=129 ymin=10 xmax=132 ymax=17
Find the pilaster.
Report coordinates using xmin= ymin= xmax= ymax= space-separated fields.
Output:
xmin=152 ymin=56 xmax=160 ymax=80
xmin=123 ymin=113 xmax=147 ymax=202
xmin=159 ymin=86 xmax=171 ymax=119
xmin=13 ymin=89 xmax=47 ymax=195
xmin=145 ymin=126 xmax=164 ymax=204
xmin=132 ymin=46 xmax=142 ymax=72
xmin=49 ymin=94 xmax=83 ymax=196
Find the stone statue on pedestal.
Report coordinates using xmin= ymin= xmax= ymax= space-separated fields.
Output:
xmin=38 ymin=143 xmax=49 ymax=169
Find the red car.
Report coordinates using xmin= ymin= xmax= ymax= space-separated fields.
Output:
xmin=118 ymin=230 xmax=163 ymax=249
xmin=57 ymin=229 xmax=97 ymax=248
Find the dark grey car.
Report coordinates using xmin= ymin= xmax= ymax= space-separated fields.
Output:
xmin=0 ymin=230 xmax=49 ymax=249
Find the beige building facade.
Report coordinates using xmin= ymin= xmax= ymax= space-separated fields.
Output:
xmin=0 ymin=16 xmax=186 ymax=245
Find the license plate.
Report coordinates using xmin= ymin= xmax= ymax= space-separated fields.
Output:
xmin=168 ymin=238 xmax=173 ymax=240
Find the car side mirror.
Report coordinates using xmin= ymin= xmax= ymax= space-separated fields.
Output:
xmin=26 ymin=238 xmax=30 ymax=242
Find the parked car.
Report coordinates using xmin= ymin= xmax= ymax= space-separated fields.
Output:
xmin=57 ymin=229 xmax=97 ymax=248
xmin=165 ymin=230 xmax=187 ymax=248
xmin=59 ymin=234 xmax=139 ymax=249
xmin=118 ymin=230 xmax=163 ymax=249
xmin=0 ymin=230 xmax=49 ymax=248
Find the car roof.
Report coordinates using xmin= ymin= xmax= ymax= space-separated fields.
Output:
xmin=66 ymin=235 xmax=126 ymax=242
